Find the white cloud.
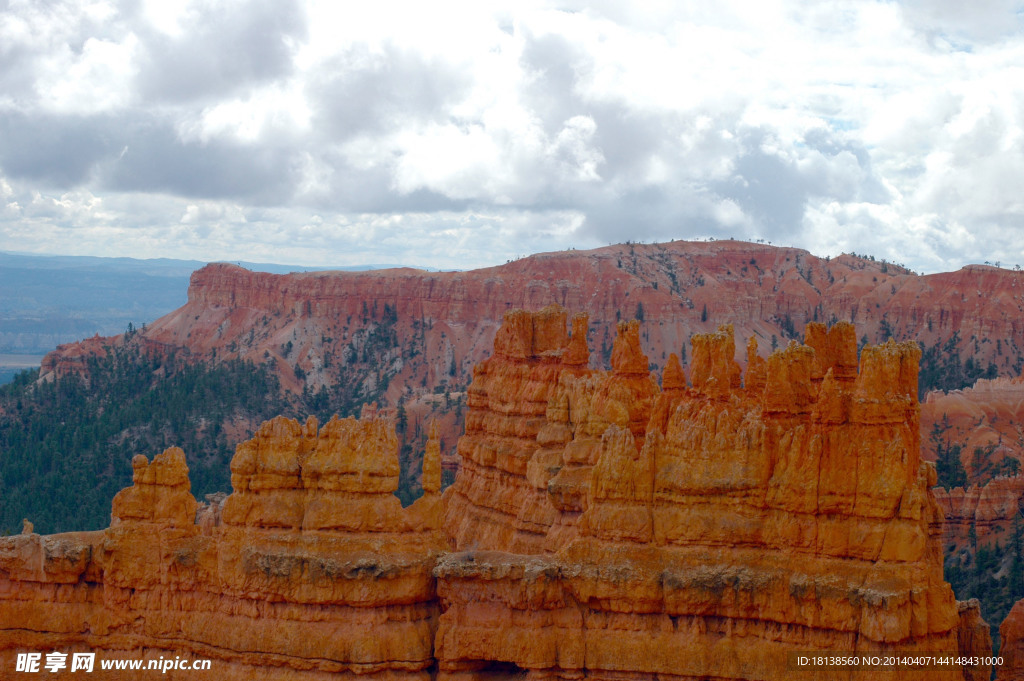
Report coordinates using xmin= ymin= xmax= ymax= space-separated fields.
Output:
xmin=177 ymin=83 xmax=312 ymax=144
xmin=2 ymin=0 xmax=1024 ymax=273
xmin=35 ymin=34 xmax=139 ymax=114
xmin=141 ymin=0 xmax=193 ymax=37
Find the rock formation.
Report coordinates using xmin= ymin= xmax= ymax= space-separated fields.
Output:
xmin=923 ymin=376 xmax=1024 ymax=553
xmin=40 ymin=244 xmax=1024 ymax=393
xmin=3 ymin=307 xmax=996 ymax=679
xmin=1000 ymin=600 xmax=1024 ymax=680
xmin=934 ymin=476 xmax=1024 ymax=547
xmin=922 ymin=376 xmax=1024 ymax=485
xmin=0 ymin=413 xmax=444 ymax=679
xmin=437 ymin=310 xmax=990 ymax=679
xmin=36 ymin=241 xmax=1024 ymax=477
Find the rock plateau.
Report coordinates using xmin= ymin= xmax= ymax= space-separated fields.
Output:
xmin=37 ymin=240 xmax=1024 ymax=471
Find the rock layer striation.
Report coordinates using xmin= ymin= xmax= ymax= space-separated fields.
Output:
xmin=2 ymin=307 xmax=994 ymax=679
xmin=0 ymin=414 xmax=444 ymax=679
xmin=438 ymin=308 xmax=990 ymax=680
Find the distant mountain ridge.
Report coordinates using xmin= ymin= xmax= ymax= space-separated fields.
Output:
xmin=30 ymin=238 xmax=1024 ymax=489
xmin=0 ymin=252 xmax=439 ymax=381
xmin=41 ymin=239 xmax=1024 ymax=401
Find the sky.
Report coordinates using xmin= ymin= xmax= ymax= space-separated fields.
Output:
xmin=2 ymin=0 xmax=1024 ymax=273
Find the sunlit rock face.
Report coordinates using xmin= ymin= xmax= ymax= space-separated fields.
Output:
xmin=1 ymin=306 xmax=993 ymax=680
xmin=438 ymin=308 xmax=990 ymax=681
xmin=0 ymin=413 xmax=445 ymax=680
xmin=1000 ymin=600 xmax=1024 ymax=680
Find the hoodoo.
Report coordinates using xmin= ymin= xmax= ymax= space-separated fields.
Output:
xmin=1 ymin=306 xmax=994 ymax=679
xmin=0 ymin=413 xmax=445 ymax=679
xmin=438 ymin=307 xmax=990 ymax=680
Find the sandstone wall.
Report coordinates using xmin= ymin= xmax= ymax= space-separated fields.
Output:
xmin=437 ymin=309 xmax=991 ymax=680
xmin=0 ymin=414 xmax=445 ymax=679
xmin=922 ymin=376 xmax=1024 ymax=553
xmin=41 ymin=240 xmax=1024 ymax=402
xmin=934 ymin=476 xmax=1024 ymax=548
xmin=3 ymin=306 xmax=997 ymax=679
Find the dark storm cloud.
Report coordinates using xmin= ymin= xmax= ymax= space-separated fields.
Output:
xmin=132 ymin=0 xmax=306 ymax=103
xmin=0 ymin=113 xmax=120 ymax=186
xmin=518 ymin=31 xmax=583 ymax=128
xmin=516 ymin=31 xmax=692 ymax=213
xmin=577 ymin=185 xmax=720 ymax=243
xmin=576 ymin=120 xmax=892 ymax=245
xmin=516 ymin=30 xmax=794 ymax=240
xmin=308 ymin=46 xmax=472 ymax=140
xmin=0 ymin=42 xmax=39 ymax=100
xmin=802 ymin=128 xmax=890 ymax=203
xmin=286 ymin=142 xmax=475 ymax=214
xmin=716 ymin=143 xmax=806 ymax=236
xmin=321 ymin=166 xmax=474 ymax=214
xmin=518 ymin=31 xmax=677 ymax=180
xmin=102 ymin=119 xmax=298 ymax=202
xmin=711 ymin=127 xmax=891 ymax=238
xmin=0 ymin=111 xmax=297 ymax=202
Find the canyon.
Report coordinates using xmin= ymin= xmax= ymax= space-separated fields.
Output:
xmin=926 ymin=377 xmax=1024 ymax=547
xmin=0 ymin=306 xmax=997 ymax=680
xmin=35 ymin=239 xmax=1024 ymax=476
xmin=41 ymin=240 xmax=1024 ymax=392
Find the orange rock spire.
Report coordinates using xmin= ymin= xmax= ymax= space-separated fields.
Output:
xmin=423 ymin=419 xmax=442 ymax=495
xmin=0 ymin=415 xmax=444 ymax=678
xmin=0 ymin=309 xmax=994 ymax=680
xmin=437 ymin=312 xmax=991 ymax=680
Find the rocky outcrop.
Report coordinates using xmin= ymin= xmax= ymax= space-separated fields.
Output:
xmin=934 ymin=476 xmax=1024 ymax=546
xmin=437 ymin=310 xmax=990 ymax=680
xmin=40 ymin=240 xmax=1024 ymax=407
xmin=3 ymin=308 xmax=993 ymax=679
xmin=922 ymin=376 xmax=1024 ymax=485
xmin=0 ymin=413 xmax=444 ymax=679
xmin=1000 ymin=600 xmax=1024 ymax=680
xmin=923 ymin=377 xmax=1024 ymax=553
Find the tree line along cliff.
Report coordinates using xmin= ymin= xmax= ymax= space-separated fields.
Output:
xmin=42 ymin=240 xmax=1024 ymax=400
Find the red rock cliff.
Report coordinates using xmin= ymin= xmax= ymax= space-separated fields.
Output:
xmin=923 ymin=376 xmax=1024 ymax=554
xmin=4 ymin=309 xmax=996 ymax=680
xmin=0 ymin=414 xmax=444 ymax=679
xmin=41 ymin=240 xmax=1024 ymax=403
xmin=38 ymin=241 xmax=1024 ymax=491
xmin=437 ymin=310 xmax=991 ymax=680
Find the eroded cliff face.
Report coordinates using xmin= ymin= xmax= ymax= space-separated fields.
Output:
xmin=438 ymin=308 xmax=990 ymax=680
xmin=0 ymin=414 xmax=445 ymax=679
xmin=923 ymin=376 xmax=1024 ymax=485
xmin=934 ymin=476 xmax=1024 ymax=549
xmin=1000 ymin=601 xmax=1024 ymax=680
xmin=37 ymin=241 xmax=1024 ymax=468
xmin=923 ymin=377 xmax=1024 ymax=551
xmin=2 ymin=307 xmax=994 ymax=679
xmin=40 ymin=244 xmax=1024 ymax=397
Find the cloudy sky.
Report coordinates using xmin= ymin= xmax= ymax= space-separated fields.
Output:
xmin=1 ymin=0 xmax=1024 ymax=272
